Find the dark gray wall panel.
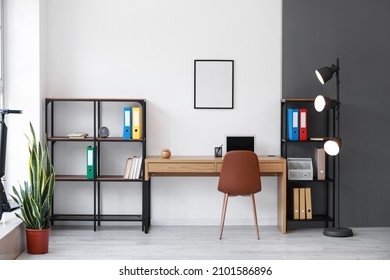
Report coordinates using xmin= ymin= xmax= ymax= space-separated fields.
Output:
xmin=283 ymin=0 xmax=390 ymax=227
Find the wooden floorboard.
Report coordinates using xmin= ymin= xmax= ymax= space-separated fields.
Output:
xmin=15 ymin=226 xmax=390 ymax=260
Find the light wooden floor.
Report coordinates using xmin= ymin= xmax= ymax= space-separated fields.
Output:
xmin=16 ymin=225 xmax=390 ymax=260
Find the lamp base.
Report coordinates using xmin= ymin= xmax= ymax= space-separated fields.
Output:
xmin=323 ymin=227 xmax=353 ymax=237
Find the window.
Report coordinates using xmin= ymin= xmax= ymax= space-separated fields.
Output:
xmin=0 ymin=0 xmax=4 ymax=108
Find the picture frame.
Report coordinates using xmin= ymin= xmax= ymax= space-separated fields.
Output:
xmin=194 ymin=60 xmax=234 ymax=109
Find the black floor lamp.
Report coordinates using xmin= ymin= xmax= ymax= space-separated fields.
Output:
xmin=314 ymin=58 xmax=353 ymax=237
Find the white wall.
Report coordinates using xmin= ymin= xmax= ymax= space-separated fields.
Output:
xmin=7 ymin=0 xmax=282 ymax=226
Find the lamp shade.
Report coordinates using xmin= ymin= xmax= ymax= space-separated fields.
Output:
xmin=314 ymin=95 xmax=328 ymax=112
xmin=315 ymin=65 xmax=338 ymax=84
xmin=314 ymin=95 xmax=340 ymax=112
xmin=324 ymin=137 xmax=342 ymax=156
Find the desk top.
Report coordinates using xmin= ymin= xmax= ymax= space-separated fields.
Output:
xmin=144 ymin=155 xmax=286 ymax=180
xmin=145 ymin=155 xmax=285 ymax=162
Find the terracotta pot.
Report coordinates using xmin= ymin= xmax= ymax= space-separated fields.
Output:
xmin=25 ymin=227 xmax=50 ymax=254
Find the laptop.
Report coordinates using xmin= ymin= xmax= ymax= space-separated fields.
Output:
xmin=226 ymin=136 xmax=255 ymax=152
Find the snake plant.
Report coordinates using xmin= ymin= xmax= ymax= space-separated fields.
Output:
xmin=11 ymin=123 xmax=55 ymax=229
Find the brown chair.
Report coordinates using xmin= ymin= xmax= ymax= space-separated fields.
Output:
xmin=218 ymin=150 xmax=261 ymax=239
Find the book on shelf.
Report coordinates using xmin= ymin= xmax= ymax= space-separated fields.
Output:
xmin=67 ymin=132 xmax=88 ymax=139
xmin=309 ymin=137 xmax=325 ymax=141
xmin=287 ymin=108 xmax=299 ymax=141
xmin=123 ymin=157 xmax=133 ymax=179
xmin=299 ymin=109 xmax=307 ymax=141
xmin=123 ymin=156 xmax=143 ymax=179
xmin=293 ymin=188 xmax=299 ymax=220
xmin=305 ymin=188 xmax=312 ymax=219
xmin=299 ymin=188 xmax=306 ymax=219
xmin=315 ymin=147 xmax=326 ymax=180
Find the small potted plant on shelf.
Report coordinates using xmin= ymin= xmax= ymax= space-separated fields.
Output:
xmin=11 ymin=123 xmax=55 ymax=254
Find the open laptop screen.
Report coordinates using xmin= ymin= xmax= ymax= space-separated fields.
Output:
xmin=226 ymin=136 xmax=255 ymax=152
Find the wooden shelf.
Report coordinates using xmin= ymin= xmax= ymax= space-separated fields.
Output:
xmin=55 ymin=175 xmax=143 ymax=182
xmin=281 ymin=98 xmax=315 ymax=102
xmin=282 ymin=138 xmax=326 ymax=143
xmin=48 ymin=137 xmax=94 ymax=142
xmin=46 ymin=98 xmax=146 ymax=103
xmin=96 ymin=137 xmax=145 ymax=142
xmin=55 ymin=175 xmax=93 ymax=181
xmin=47 ymin=136 xmax=145 ymax=142
xmin=97 ymin=175 xmax=143 ymax=182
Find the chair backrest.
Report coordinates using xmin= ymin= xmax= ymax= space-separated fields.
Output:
xmin=218 ymin=150 xmax=261 ymax=196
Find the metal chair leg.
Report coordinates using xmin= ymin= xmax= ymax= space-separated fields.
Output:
xmin=250 ymin=194 xmax=260 ymax=240
xmin=219 ymin=193 xmax=229 ymax=239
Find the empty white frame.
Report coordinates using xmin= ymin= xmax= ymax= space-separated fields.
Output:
xmin=194 ymin=60 xmax=234 ymax=109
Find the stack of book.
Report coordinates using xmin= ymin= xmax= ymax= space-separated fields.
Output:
xmin=124 ymin=156 xmax=143 ymax=179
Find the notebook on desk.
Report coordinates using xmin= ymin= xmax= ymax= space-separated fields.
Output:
xmin=226 ymin=136 xmax=255 ymax=152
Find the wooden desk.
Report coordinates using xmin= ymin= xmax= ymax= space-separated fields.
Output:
xmin=143 ymin=156 xmax=287 ymax=234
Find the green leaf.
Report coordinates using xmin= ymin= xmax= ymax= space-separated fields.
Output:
xmin=12 ymin=123 xmax=55 ymax=229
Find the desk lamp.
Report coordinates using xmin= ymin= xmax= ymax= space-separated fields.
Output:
xmin=314 ymin=58 xmax=353 ymax=237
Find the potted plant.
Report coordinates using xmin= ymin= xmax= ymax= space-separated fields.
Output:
xmin=11 ymin=123 xmax=55 ymax=254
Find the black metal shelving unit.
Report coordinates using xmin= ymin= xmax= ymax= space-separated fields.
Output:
xmin=281 ymin=99 xmax=336 ymax=231
xmin=45 ymin=98 xmax=149 ymax=232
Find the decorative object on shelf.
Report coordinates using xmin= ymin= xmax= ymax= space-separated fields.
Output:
xmin=11 ymin=123 xmax=55 ymax=254
xmin=161 ymin=148 xmax=171 ymax=159
xmin=194 ymin=60 xmax=234 ymax=109
xmin=314 ymin=58 xmax=353 ymax=237
xmin=98 ymin=126 xmax=110 ymax=138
